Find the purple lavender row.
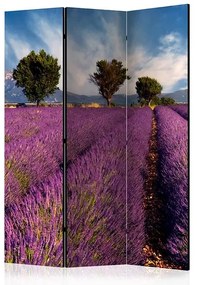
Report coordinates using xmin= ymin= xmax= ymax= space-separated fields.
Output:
xmin=155 ymin=106 xmax=188 ymax=269
xmin=67 ymin=108 xmax=124 ymax=143
xmin=5 ymin=107 xmax=62 ymax=144
xmin=67 ymin=107 xmax=152 ymax=267
xmin=5 ymin=171 xmax=63 ymax=266
xmin=169 ymin=104 xmax=188 ymax=120
xmin=67 ymin=107 xmax=120 ymax=128
xmin=127 ymin=107 xmax=153 ymax=265
xmin=5 ymin=108 xmax=62 ymax=206
xmin=67 ymin=107 xmax=131 ymax=131
xmin=67 ymin=108 xmax=131 ymax=164
xmin=67 ymin=117 xmax=127 ymax=266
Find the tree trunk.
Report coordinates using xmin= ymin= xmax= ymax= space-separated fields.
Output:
xmin=107 ymin=98 xmax=112 ymax=107
xmin=36 ymin=100 xmax=40 ymax=107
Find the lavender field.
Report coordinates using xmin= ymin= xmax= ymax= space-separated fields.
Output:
xmin=5 ymin=107 xmax=63 ymax=266
xmin=169 ymin=104 xmax=188 ymax=120
xmin=154 ymin=106 xmax=188 ymax=268
xmin=5 ymin=105 xmax=188 ymax=269
xmin=67 ymin=105 xmax=188 ymax=269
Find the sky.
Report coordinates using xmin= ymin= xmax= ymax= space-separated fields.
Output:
xmin=5 ymin=6 xmax=188 ymax=95
xmin=67 ymin=5 xmax=188 ymax=95
xmin=127 ymin=5 xmax=188 ymax=94
xmin=67 ymin=8 xmax=126 ymax=95
xmin=5 ymin=8 xmax=63 ymax=89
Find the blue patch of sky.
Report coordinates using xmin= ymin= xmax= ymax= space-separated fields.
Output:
xmin=67 ymin=8 xmax=126 ymax=59
xmin=127 ymin=5 xmax=188 ymax=55
xmin=5 ymin=8 xmax=63 ymax=70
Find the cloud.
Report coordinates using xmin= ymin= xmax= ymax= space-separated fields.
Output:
xmin=6 ymin=12 xmax=187 ymax=96
xmin=5 ymin=11 xmax=63 ymax=89
xmin=179 ymin=85 xmax=188 ymax=90
xmin=159 ymin=32 xmax=182 ymax=53
xmin=31 ymin=14 xmax=63 ymax=89
xmin=67 ymin=13 xmax=126 ymax=95
xmin=6 ymin=35 xmax=32 ymax=62
xmin=127 ymin=32 xmax=187 ymax=93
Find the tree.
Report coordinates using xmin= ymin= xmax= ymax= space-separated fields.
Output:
xmin=89 ymin=59 xmax=130 ymax=107
xmin=149 ymin=96 xmax=175 ymax=106
xmin=160 ymin=97 xmax=175 ymax=105
xmin=138 ymin=97 xmax=147 ymax=107
xmin=150 ymin=95 xmax=162 ymax=106
xmin=13 ymin=49 xmax=61 ymax=106
xmin=136 ymin=76 xmax=162 ymax=106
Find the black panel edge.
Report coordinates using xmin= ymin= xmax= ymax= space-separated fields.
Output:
xmin=63 ymin=7 xmax=67 ymax=268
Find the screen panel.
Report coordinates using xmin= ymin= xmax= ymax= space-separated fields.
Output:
xmin=66 ymin=8 xmax=127 ymax=267
xmin=4 ymin=4 xmax=189 ymax=270
xmin=127 ymin=4 xmax=189 ymax=270
xmin=5 ymin=8 xmax=64 ymax=266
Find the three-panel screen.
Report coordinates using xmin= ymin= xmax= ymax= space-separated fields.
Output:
xmin=5 ymin=5 xmax=189 ymax=270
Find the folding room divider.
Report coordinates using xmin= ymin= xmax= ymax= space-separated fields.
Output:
xmin=5 ymin=5 xmax=189 ymax=270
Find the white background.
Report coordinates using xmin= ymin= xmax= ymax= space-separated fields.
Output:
xmin=0 ymin=0 xmax=196 ymax=284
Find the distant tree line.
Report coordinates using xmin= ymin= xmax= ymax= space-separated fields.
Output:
xmin=13 ymin=52 xmax=175 ymax=107
xmin=90 ymin=60 xmax=175 ymax=107
xmin=149 ymin=96 xmax=175 ymax=106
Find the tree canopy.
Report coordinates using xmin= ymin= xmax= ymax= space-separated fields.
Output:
xmin=160 ymin=97 xmax=175 ymax=105
xmin=150 ymin=95 xmax=176 ymax=106
xmin=136 ymin=76 xmax=163 ymax=106
xmin=89 ymin=59 xmax=130 ymax=106
xmin=13 ymin=49 xmax=61 ymax=106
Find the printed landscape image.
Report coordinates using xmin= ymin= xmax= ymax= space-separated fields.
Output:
xmin=66 ymin=6 xmax=189 ymax=269
xmin=4 ymin=5 xmax=188 ymax=270
xmin=5 ymin=8 xmax=64 ymax=266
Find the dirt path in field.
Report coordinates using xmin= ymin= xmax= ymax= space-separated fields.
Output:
xmin=143 ymin=113 xmax=163 ymax=267
xmin=143 ymin=111 xmax=181 ymax=269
